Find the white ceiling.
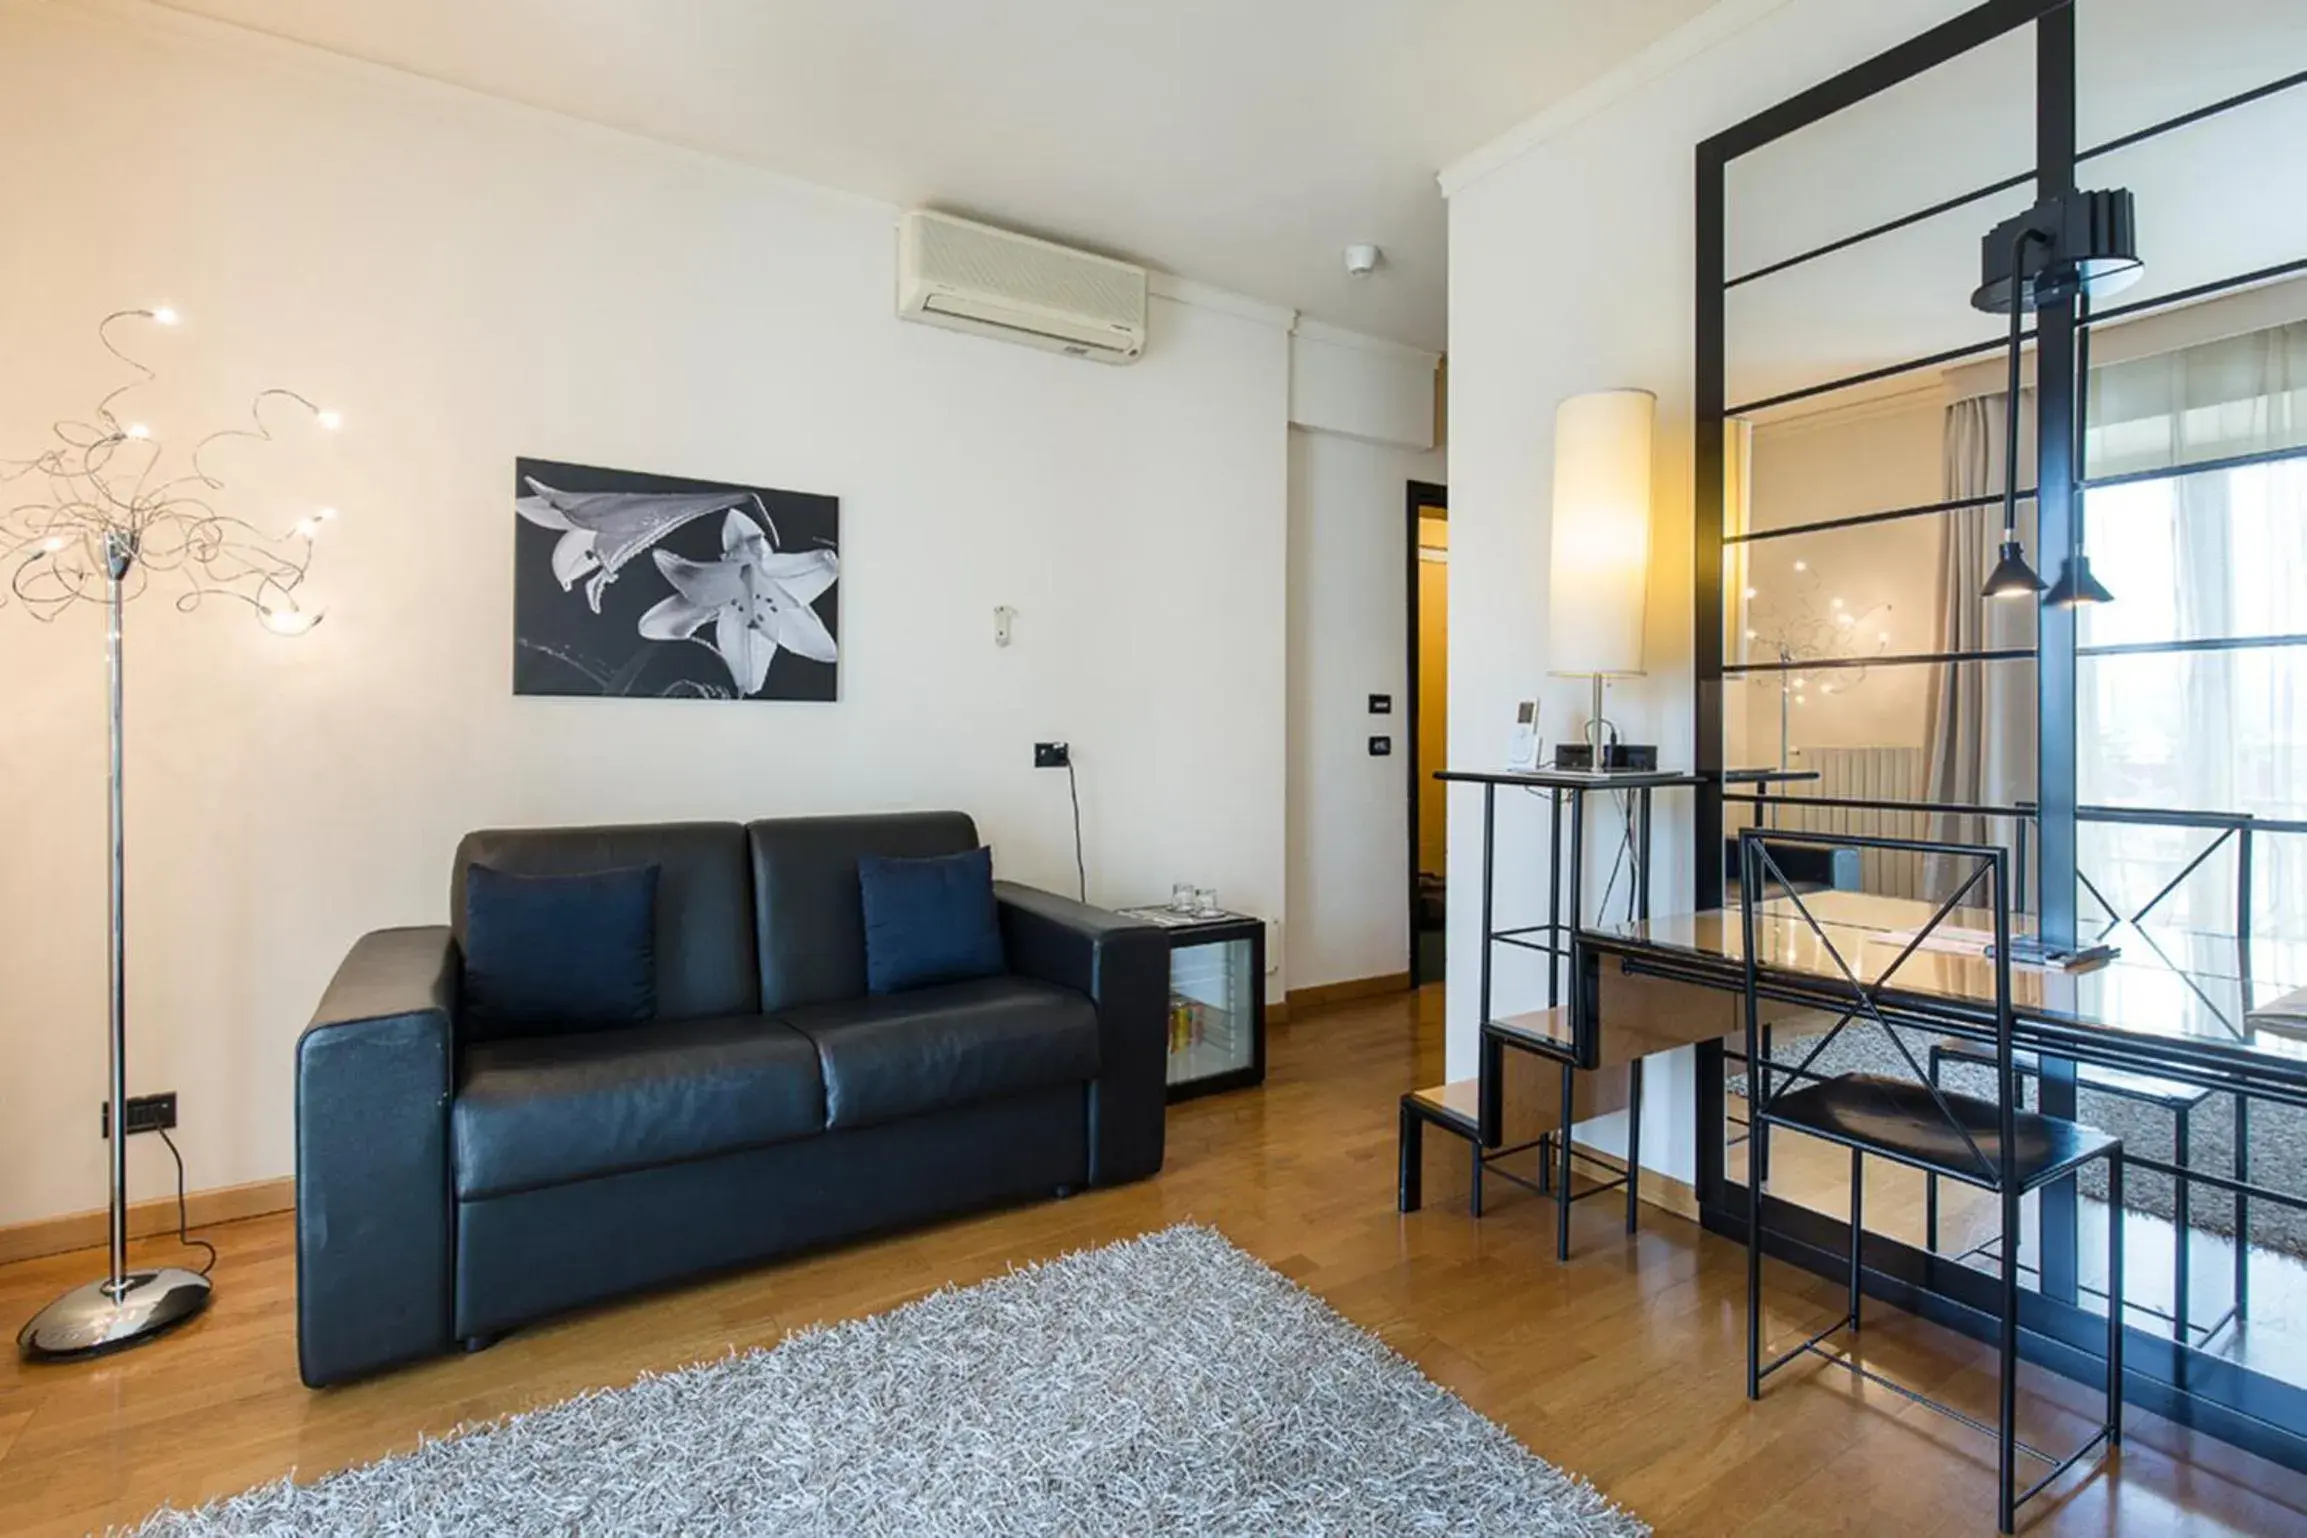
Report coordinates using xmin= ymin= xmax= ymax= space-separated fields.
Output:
xmin=152 ymin=0 xmax=1717 ymax=350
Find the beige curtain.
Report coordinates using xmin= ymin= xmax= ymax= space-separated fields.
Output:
xmin=1921 ymin=392 xmax=2038 ymax=900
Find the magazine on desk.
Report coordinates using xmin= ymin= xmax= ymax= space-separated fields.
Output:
xmin=1871 ymin=925 xmax=2118 ymax=972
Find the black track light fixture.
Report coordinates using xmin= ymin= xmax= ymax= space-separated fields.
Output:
xmin=1971 ymin=189 xmax=2142 ymax=315
xmin=1968 ymin=189 xmax=2140 ymax=603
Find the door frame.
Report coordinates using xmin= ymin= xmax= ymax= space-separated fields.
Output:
xmin=1404 ymin=479 xmax=1447 ymax=984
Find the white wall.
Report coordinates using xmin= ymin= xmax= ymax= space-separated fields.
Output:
xmin=0 ymin=3 xmax=1303 ymax=1227
xmin=1285 ymin=429 xmax=1443 ymax=990
xmin=1440 ymin=0 xmax=1974 ymax=1126
xmin=1282 ymin=321 xmax=1441 ymax=993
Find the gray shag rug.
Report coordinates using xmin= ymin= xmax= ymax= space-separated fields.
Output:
xmin=123 ymin=1225 xmax=1646 ymax=1538
xmin=1737 ymin=1023 xmax=2305 ymax=1258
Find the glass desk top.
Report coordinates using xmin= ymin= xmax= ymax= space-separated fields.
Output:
xmin=1586 ymin=890 xmax=2307 ymax=1093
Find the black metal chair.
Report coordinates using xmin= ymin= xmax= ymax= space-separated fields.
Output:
xmin=1737 ymin=829 xmax=2124 ymax=1535
xmin=1926 ymin=1040 xmax=2244 ymax=1345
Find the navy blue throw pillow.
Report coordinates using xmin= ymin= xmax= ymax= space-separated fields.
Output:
xmin=462 ymin=863 xmax=659 ymax=1039
xmin=858 ymin=846 xmax=1006 ymax=995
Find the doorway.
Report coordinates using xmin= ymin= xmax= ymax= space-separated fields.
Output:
xmin=1405 ymin=480 xmax=1447 ymax=984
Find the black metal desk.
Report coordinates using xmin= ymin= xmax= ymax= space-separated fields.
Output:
xmin=1399 ymin=768 xmax=1702 ymax=1258
xmin=1574 ymin=893 xmax=2307 ymax=1475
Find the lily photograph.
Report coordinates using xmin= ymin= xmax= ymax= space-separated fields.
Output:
xmin=511 ymin=456 xmax=839 ymax=701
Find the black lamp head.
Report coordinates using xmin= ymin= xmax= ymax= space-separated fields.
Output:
xmin=2044 ymin=553 xmax=2115 ymax=608
xmin=1983 ymin=538 xmax=2047 ymax=600
xmin=1971 ymin=189 xmax=2142 ymax=314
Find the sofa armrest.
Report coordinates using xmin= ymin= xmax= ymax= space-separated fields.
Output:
xmin=294 ymin=925 xmax=460 ymax=1387
xmin=995 ymin=882 xmax=1168 ymax=1185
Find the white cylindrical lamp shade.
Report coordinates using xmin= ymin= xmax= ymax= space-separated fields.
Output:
xmin=1546 ymin=388 xmax=1654 ymax=677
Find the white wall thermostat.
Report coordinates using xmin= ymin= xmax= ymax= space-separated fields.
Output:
xmin=1506 ymin=699 xmax=1542 ymax=770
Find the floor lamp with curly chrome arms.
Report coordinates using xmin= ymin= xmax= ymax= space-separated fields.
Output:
xmin=6 ymin=307 xmax=340 ymax=1360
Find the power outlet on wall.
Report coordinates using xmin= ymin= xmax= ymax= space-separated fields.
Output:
xmin=1034 ymin=741 xmax=1072 ymax=768
xmin=99 ymin=1092 xmax=178 ymax=1139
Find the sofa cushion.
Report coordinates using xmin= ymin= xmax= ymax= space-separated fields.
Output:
xmin=461 ymin=863 xmax=659 ymax=1041
xmin=777 ymin=976 xmax=1099 ymax=1131
xmin=454 ymin=823 xmax=756 ymax=1022
xmin=452 ymin=1015 xmax=823 ymax=1199
xmin=859 ymin=846 xmax=1005 ymax=995
xmin=747 ymin=812 xmax=980 ymax=1010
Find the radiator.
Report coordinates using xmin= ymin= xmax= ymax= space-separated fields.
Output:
xmin=1781 ymin=746 xmax=1929 ymax=899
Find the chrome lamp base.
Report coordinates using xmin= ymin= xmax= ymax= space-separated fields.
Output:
xmin=17 ymin=1267 xmax=211 ymax=1362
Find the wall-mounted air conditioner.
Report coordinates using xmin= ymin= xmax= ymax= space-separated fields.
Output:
xmin=898 ymin=210 xmax=1146 ymax=364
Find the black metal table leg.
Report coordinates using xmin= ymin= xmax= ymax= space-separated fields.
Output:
xmin=1635 ymin=786 xmax=1655 ymax=923
xmin=1997 ymin=1179 xmax=2023 ymax=1535
xmin=1547 ymin=788 xmax=1563 ymax=1007
xmin=1557 ymin=1059 xmax=1576 ymax=1261
xmin=1469 ymin=1134 xmax=1484 ymax=1218
xmin=1925 ymin=1044 xmax=1943 ymax=1254
xmin=1567 ymin=787 xmax=1586 ymax=954
xmin=2108 ymin=1150 xmax=2126 ymax=1447
xmin=1849 ymin=1147 xmax=1865 ymax=1332
xmin=1755 ymin=1023 xmax=1773 ymax=1184
xmin=2174 ymin=1104 xmax=2192 ymax=1342
xmin=1397 ymin=1099 xmax=1423 ymax=1213
xmin=2236 ymin=1091 xmax=2252 ymax=1318
xmin=1744 ymin=1126 xmax=1764 ymax=1401
xmin=1477 ymin=784 xmax=1500 ymax=1147
xmin=1626 ymin=1057 xmax=1644 ymax=1234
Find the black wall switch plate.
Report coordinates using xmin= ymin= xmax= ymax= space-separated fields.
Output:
xmin=1368 ymin=693 xmax=1393 ymax=714
xmin=101 ymin=1092 xmax=178 ymax=1138
xmin=1034 ymin=741 xmax=1071 ymax=768
xmin=1369 ymin=735 xmax=1393 ymax=756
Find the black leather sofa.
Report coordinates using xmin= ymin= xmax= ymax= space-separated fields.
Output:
xmin=293 ymin=812 xmax=1168 ymax=1388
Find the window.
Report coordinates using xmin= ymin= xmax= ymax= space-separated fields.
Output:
xmin=2076 ymin=321 xmax=2307 ymax=940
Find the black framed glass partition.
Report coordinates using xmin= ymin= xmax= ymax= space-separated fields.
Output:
xmin=1691 ymin=0 xmax=2307 ymax=1474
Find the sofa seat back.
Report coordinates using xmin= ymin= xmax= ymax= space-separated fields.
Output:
xmin=746 ymin=811 xmax=980 ymax=1011
xmin=451 ymin=1014 xmax=824 ymax=1199
xmin=777 ymin=976 xmax=1100 ymax=1131
xmin=454 ymin=822 xmax=758 ymax=1022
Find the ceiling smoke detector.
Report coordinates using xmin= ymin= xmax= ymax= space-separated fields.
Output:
xmin=1344 ymin=243 xmax=1381 ymax=277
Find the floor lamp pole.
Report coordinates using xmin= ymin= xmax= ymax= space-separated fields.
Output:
xmin=105 ymin=535 xmax=130 ymax=1294
xmin=16 ymin=534 xmax=213 ymax=1362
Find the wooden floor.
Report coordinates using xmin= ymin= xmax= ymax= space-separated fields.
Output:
xmin=5 ymin=986 xmax=2306 ymax=1535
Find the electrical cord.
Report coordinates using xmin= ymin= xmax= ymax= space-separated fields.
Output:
xmin=1595 ymin=788 xmax=1639 ymax=923
xmin=1064 ymin=758 xmax=1087 ymax=901
xmin=1527 ymin=774 xmax=1637 ymax=925
xmin=156 ymin=1126 xmax=218 ymax=1278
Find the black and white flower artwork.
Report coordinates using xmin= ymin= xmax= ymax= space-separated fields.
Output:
xmin=512 ymin=458 xmax=839 ymax=701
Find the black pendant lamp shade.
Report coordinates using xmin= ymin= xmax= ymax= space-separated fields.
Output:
xmin=1971 ymin=189 xmax=2142 ymax=314
xmin=1984 ymin=538 xmax=2048 ymax=599
xmin=2044 ymin=552 xmax=2115 ymax=608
